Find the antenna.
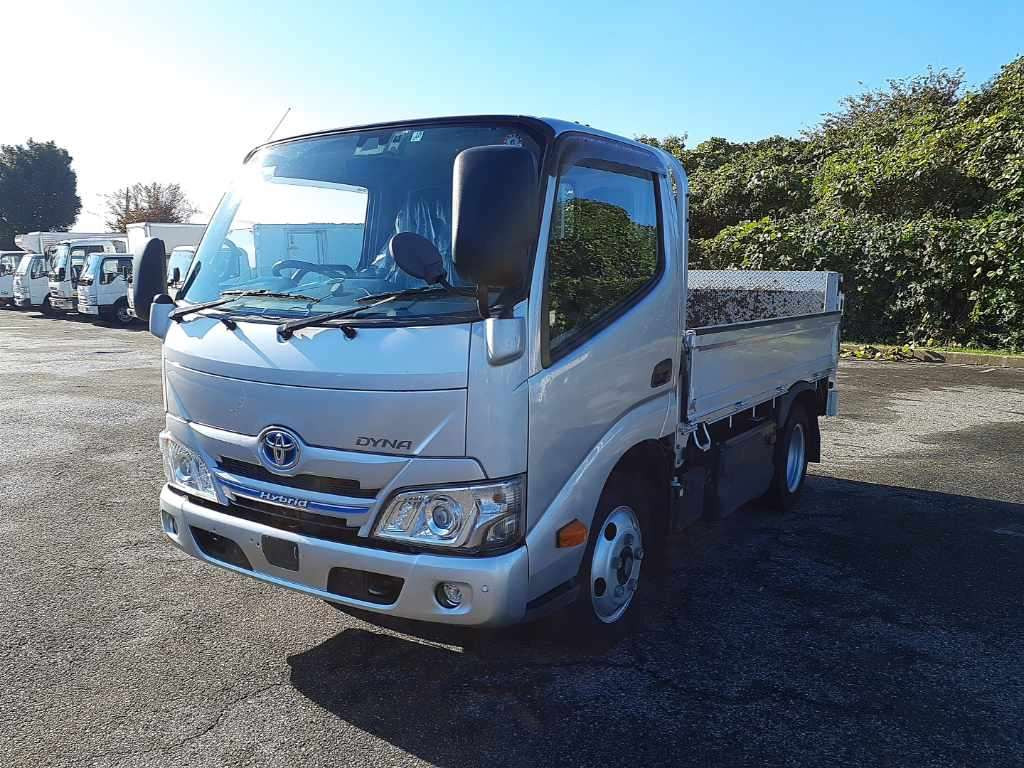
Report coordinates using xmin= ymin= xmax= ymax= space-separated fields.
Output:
xmin=267 ymin=107 xmax=292 ymax=141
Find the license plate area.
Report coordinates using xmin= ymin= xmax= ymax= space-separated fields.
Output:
xmin=262 ymin=535 xmax=299 ymax=571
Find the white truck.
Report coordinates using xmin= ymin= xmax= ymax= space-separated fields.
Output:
xmin=76 ymin=251 xmax=137 ymax=323
xmin=0 ymin=251 xmax=26 ymax=305
xmin=12 ymin=253 xmax=52 ymax=310
xmin=136 ymin=117 xmax=841 ymax=632
xmin=125 ymin=223 xmax=206 ymax=318
xmin=14 ymin=231 xmax=119 ymax=256
xmin=47 ymin=236 xmax=127 ymax=313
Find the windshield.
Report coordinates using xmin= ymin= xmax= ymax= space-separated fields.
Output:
xmin=81 ymin=254 xmax=102 ymax=283
xmin=168 ymin=248 xmax=194 ymax=281
xmin=0 ymin=254 xmax=20 ymax=275
xmin=182 ymin=121 xmax=542 ymax=321
xmin=49 ymin=245 xmax=69 ymax=274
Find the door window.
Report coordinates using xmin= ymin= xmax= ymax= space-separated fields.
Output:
xmin=31 ymin=258 xmax=47 ymax=279
xmin=544 ymin=162 xmax=661 ymax=357
xmin=101 ymin=257 xmax=133 ymax=284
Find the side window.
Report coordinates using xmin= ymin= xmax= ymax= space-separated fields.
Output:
xmin=31 ymin=258 xmax=46 ymax=279
xmin=101 ymin=258 xmax=130 ymax=284
xmin=545 ymin=162 xmax=661 ymax=355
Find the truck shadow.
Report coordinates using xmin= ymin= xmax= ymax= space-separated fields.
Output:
xmin=285 ymin=475 xmax=1024 ymax=766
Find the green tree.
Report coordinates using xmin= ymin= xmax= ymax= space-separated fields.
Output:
xmin=661 ymin=56 xmax=1024 ymax=349
xmin=104 ymin=182 xmax=199 ymax=231
xmin=0 ymin=140 xmax=81 ymax=250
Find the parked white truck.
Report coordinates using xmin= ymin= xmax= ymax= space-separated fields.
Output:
xmin=76 ymin=251 xmax=136 ymax=323
xmin=48 ymin=236 xmax=127 ymax=313
xmin=13 ymin=253 xmax=52 ymax=310
xmin=0 ymin=251 xmax=26 ymax=305
xmin=136 ymin=117 xmax=841 ymax=631
xmin=124 ymin=223 xmax=206 ymax=318
xmin=15 ymin=231 xmax=119 ymax=256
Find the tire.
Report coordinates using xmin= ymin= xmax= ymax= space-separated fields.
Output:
xmin=40 ymin=296 xmax=53 ymax=315
xmin=113 ymin=299 xmax=133 ymax=326
xmin=569 ymin=474 xmax=651 ymax=633
xmin=766 ymin=402 xmax=809 ymax=510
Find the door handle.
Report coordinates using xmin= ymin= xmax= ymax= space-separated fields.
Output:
xmin=651 ymin=358 xmax=672 ymax=388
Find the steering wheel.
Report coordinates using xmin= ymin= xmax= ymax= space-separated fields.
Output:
xmin=271 ymin=259 xmax=354 ymax=282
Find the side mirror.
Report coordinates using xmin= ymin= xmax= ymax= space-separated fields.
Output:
xmin=452 ymin=145 xmax=539 ymax=290
xmin=169 ymin=266 xmax=181 ymax=286
xmin=132 ymin=237 xmax=167 ymax=324
xmin=56 ymin=267 xmax=66 ymax=282
xmin=149 ymin=293 xmax=175 ymax=340
xmin=388 ymin=232 xmax=446 ymax=284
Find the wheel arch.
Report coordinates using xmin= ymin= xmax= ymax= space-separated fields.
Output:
xmin=777 ymin=381 xmax=822 ymax=463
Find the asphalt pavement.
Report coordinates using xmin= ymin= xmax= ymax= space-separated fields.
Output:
xmin=1 ymin=308 xmax=1022 ymax=768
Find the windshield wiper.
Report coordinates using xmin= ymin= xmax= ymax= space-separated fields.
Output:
xmin=355 ymin=284 xmax=474 ymax=304
xmin=169 ymin=289 xmax=318 ymax=323
xmin=277 ymin=295 xmax=398 ymax=340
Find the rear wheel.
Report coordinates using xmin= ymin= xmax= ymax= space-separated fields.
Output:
xmin=767 ymin=402 xmax=809 ymax=510
xmin=570 ymin=475 xmax=650 ymax=632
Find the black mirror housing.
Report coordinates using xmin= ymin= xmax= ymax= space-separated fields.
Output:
xmin=452 ymin=145 xmax=539 ymax=290
xmin=132 ymin=237 xmax=167 ymax=322
xmin=57 ymin=267 xmax=66 ymax=282
xmin=388 ymin=232 xmax=446 ymax=284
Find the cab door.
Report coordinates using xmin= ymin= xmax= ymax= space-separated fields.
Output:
xmin=99 ymin=257 xmax=132 ymax=306
xmin=526 ymin=136 xmax=682 ymax=548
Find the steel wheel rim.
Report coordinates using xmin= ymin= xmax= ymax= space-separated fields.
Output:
xmin=116 ymin=306 xmax=131 ymax=323
xmin=786 ymin=422 xmax=806 ymax=493
xmin=590 ymin=506 xmax=643 ymax=624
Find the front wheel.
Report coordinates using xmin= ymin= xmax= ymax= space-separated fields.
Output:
xmin=40 ymin=296 xmax=53 ymax=315
xmin=570 ymin=475 xmax=650 ymax=631
xmin=113 ymin=299 xmax=133 ymax=325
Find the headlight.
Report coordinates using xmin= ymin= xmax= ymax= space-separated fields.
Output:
xmin=159 ymin=432 xmax=217 ymax=501
xmin=374 ymin=476 xmax=524 ymax=552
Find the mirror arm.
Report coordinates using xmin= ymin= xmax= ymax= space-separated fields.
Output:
xmin=476 ymin=284 xmax=490 ymax=320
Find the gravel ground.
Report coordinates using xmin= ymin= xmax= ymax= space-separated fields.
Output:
xmin=1 ymin=308 xmax=1022 ymax=768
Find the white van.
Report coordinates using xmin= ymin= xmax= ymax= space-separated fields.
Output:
xmin=0 ymin=251 xmax=26 ymax=305
xmin=77 ymin=252 xmax=136 ymax=323
xmin=13 ymin=254 xmax=51 ymax=309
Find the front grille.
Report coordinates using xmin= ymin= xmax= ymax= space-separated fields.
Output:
xmin=220 ymin=494 xmax=364 ymax=545
xmin=218 ymin=457 xmax=376 ymax=499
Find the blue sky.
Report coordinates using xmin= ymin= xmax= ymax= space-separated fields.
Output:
xmin=5 ymin=0 xmax=1021 ymax=228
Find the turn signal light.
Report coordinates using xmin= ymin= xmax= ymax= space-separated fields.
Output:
xmin=557 ymin=520 xmax=587 ymax=548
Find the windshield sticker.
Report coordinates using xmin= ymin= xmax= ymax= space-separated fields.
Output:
xmin=411 ymin=130 xmax=424 ymax=142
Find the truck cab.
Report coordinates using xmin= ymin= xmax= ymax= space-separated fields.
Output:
xmin=77 ymin=252 xmax=136 ymax=323
xmin=48 ymin=238 xmax=126 ymax=313
xmin=0 ymin=251 xmax=25 ymax=305
xmin=142 ymin=116 xmax=841 ymax=631
xmin=13 ymin=253 xmax=52 ymax=309
xmin=166 ymin=246 xmax=196 ymax=299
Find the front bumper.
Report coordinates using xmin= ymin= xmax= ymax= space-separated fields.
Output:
xmin=79 ymin=303 xmax=99 ymax=315
xmin=160 ymin=485 xmax=531 ymax=626
xmin=51 ymin=296 xmax=76 ymax=311
xmin=13 ymin=295 xmax=32 ymax=307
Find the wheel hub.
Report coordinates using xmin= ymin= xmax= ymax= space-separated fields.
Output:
xmin=590 ymin=506 xmax=644 ymax=623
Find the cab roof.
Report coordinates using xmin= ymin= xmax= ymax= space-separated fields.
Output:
xmin=250 ymin=115 xmax=662 ymax=162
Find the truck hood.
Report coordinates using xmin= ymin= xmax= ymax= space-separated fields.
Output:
xmin=163 ymin=317 xmax=471 ymax=457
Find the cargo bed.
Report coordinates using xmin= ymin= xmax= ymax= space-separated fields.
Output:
xmin=682 ymin=270 xmax=843 ymax=426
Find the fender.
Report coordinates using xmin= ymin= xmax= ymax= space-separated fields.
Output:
xmin=525 ymin=390 xmax=674 ymax=602
xmin=776 ymin=380 xmax=821 ymax=462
